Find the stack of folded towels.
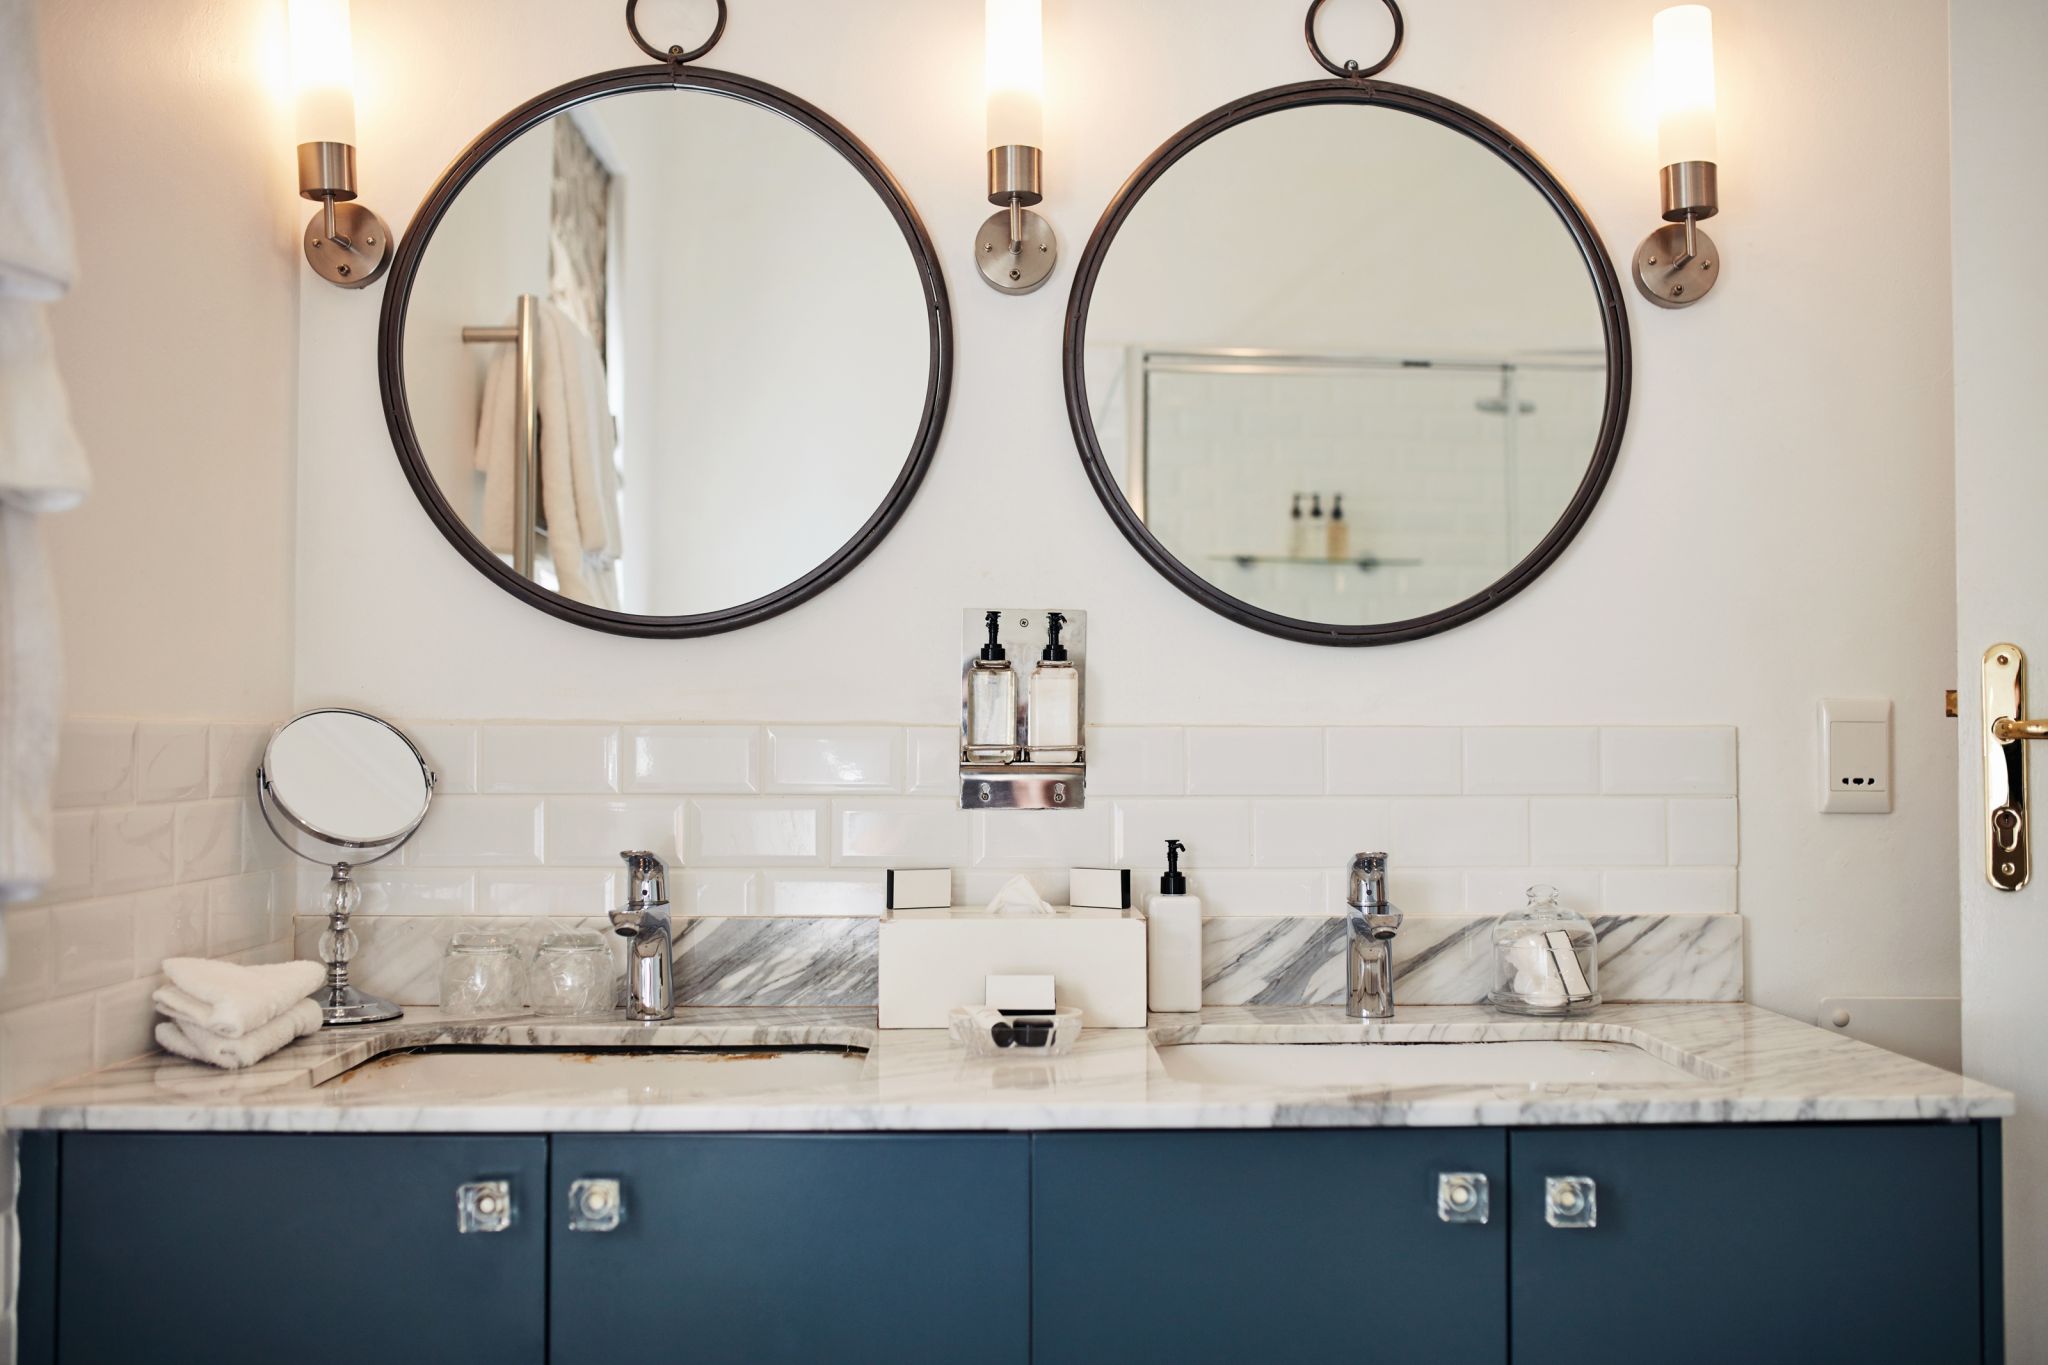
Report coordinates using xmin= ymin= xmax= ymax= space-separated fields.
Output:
xmin=153 ymin=958 xmax=326 ymax=1070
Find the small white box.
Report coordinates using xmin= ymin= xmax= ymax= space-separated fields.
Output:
xmin=878 ymin=908 xmax=1148 ymax=1028
xmin=1069 ymin=867 xmax=1132 ymax=910
xmin=886 ymin=868 xmax=953 ymax=910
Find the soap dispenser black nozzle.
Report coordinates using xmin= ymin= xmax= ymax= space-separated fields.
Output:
xmin=1041 ymin=610 xmax=1069 ymax=662
xmin=979 ymin=609 xmax=1007 ymax=663
xmin=1160 ymin=838 xmax=1187 ymax=895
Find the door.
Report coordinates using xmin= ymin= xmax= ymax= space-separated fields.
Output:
xmin=56 ymin=1132 xmax=547 ymax=1364
xmin=1032 ymin=1131 xmax=1507 ymax=1363
xmin=1510 ymin=1125 xmax=1982 ymax=1364
xmin=549 ymin=1134 xmax=1029 ymax=1365
xmin=1952 ymin=4 xmax=2048 ymax=1357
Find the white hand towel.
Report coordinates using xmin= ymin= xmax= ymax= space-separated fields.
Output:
xmin=155 ymin=958 xmax=325 ymax=1038
xmin=155 ymin=999 xmax=323 ymax=1071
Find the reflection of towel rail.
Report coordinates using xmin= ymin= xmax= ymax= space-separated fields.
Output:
xmin=461 ymin=293 xmax=540 ymax=577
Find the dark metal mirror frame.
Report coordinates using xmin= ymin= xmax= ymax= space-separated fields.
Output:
xmin=378 ymin=62 xmax=953 ymax=638
xmin=1062 ymin=77 xmax=1632 ymax=647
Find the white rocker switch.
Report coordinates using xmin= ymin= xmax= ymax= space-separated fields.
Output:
xmin=1819 ymin=698 xmax=1891 ymax=813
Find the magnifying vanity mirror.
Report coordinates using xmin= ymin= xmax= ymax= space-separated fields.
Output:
xmin=1065 ymin=0 xmax=1630 ymax=645
xmin=258 ymin=709 xmax=437 ymax=1025
xmin=379 ymin=2 xmax=951 ymax=636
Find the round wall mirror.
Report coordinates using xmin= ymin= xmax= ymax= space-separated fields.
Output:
xmin=1065 ymin=79 xmax=1630 ymax=645
xmin=380 ymin=67 xmax=950 ymax=636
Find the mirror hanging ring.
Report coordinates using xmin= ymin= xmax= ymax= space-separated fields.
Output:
xmin=1304 ymin=0 xmax=1405 ymax=79
xmin=624 ymin=0 xmax=728 ymax=66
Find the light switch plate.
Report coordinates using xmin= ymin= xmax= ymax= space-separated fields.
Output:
xmin=1819 ymin=698 xmax=1891 ymax=813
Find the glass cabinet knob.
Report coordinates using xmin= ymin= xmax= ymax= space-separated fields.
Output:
xmin=1544 ymin=1175 xmax=1598 ymax=1229
xmin=1436 ymin=1172 xmax=1490 ymax=1224
xmin=569 ymin=1177 xmax=624 ymax=1232
xmin=457 ymin=1180 xmax=513 ymax=1234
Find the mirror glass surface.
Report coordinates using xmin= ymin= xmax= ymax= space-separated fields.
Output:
xmin=1077 ymin=101 xmax=1614 ymax=632
xmin=265 ymin=712 xmax=431 ymax=845
xmin=396 ymin=87 xmax=935 ymax=619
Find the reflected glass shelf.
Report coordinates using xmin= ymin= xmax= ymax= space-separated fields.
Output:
xmin=1208 ymin=553 xmax=1423 ymax=571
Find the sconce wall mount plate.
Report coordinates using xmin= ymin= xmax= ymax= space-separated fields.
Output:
xmin=304 ymin=200 xmax=391 ymax=289
xmin=1632 ymin=221 xmax=1718 ymax=308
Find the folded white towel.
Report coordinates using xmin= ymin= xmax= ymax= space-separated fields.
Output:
xmin=155 ymin=999 xmax=323 ymax=1071
xmin=155 ymin=957 xmax=325 ymax=1038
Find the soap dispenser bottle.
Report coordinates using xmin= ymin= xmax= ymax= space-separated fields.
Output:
xmin=1307 ymin=493 xmax=1325 ymax=558
xmin=1327 ymin=493 xmax=1350 ymax=561
xmin=1287 ymin=493 xmax=1307 ymax=559
xmin=1147 ymin=839 xmax=1202 ymax=1013
xmin=1027 ymin=611 xmax=1080 ymax=763
xmin=967 ymin=610 xmax=1018 ymax=761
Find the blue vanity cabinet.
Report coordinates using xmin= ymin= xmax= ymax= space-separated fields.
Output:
xmin=48 ymin=1131 xmax=548 ymax=1364
xmin=1509 ymin=1123 xmax=1995 ymax=1365
xmin=1031 ymin=1131 xmax=1510 ymax=1363
xmin=548 ymin=1134 xmax=1030 ymax=1365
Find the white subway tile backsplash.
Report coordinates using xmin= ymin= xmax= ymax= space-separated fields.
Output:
xmin=408 ymin=724 xmax=480 ymax=795
xmin=1604 ymin=867 xmax=1738 ymax=914
xmin=905 ymin=727 xmax=959 ymax=796
xmin=479 ymin=725 xmax=620 ymax=794
xmin=1462 ymin=728 xmax=1599 ymax=795
xmin=57 ymin=722 xmax=136 ymax=808
xmin=41 ymin=811 xmax=93 ymax=903
xmin=759 ymin=871 xmax=886 ymax=916
xmin=1382 ymin=867 xmax=1468 ymax=915
xmin=403 ymin=797 xmax=545 ymax=866
xmin=689 ymin=798 xmax=827 ymax=866
xmin=1463 ymin=868 xmax=1605 ymax=916
xmin=623 ymin=725 xmax=761 ymax=794
xmin=207 ymin=872 xmax=277 ymax=956
xmin=0 ymin=995 xmax=95 ymax=1100
xmin=680 ymin=870 xmax=758 ymax=916
xmin=1389 ymin=798 xmax=1529 ymax=867
xmin=0 ymin=908 xmax=54 ymax=1011
xmin=92 ymin=808 xmax=175 ymax=893
xmin=55 ymin=898 xmax=134 ymax=991
xmin=543 ymin=797 xmax=685 ymax=866
xmin=134 ymin=724 xmax=209 ymax=803
xmin=206 ymin=724 xmax=268 ymax=799
xmin=766 ymin=726 xmax=903 ymax=792
xmin=1249 ymin=799 xmax=1389 ymax=868
xmin=1186 ymin=728 xmax=1324 ymax=795
xmin=1085 ymin=727 xmax=1186 ymax=797
xmin=1120 ymin=798 xmax=1253 ymax=867
xmin=347 ymin=868 xmax=475 ymax=917
xmin=1531 ymin=799 xmax=1667 ymax=865
xmin=93 ymin=976 xmax=163 ymax=1069
xmin=978 ymin=806 xmax=1115 ymax=868
xmin=477 ymin=869 xmax=617 ymax=917
xmin=133 ymin=885 xmax=208 ymax=974
xmin=1182 ymin=868 xmax=1329 ymax=916
xmin=1601 ymin=727 xmax=1737 ymax=795
xmin=831 ymin=798 xmax=975 ymax=867
xmin=240 ymin=801 xmax=294 ymax=872
xmin=1668 ymin=798 xmax=1739 ymax=866
xmin=173 ymin=800 xmax=242 ymax=882
xmin=1324 ymin=728 xmax=1463 ymax=796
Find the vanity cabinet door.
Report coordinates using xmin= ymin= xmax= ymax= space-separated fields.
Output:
xmin=1032 ymin=1131 xmax=1509 ymax=1363
xmin=1510 ymin=1124 xmax=1985 ymax=1365
xmin=55 ymin=1132 xmax=548 ymax=1364
xmin=549 ymin=1134 xmax=1030 ymax=1365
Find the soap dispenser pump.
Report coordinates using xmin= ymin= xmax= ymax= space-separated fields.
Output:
xmin=1147 ymin=838 xmax=1202 ymax=1013
xmin=1027 ymin=611 xmax=1080 ymax=763
xmin=967 ymin=610 xmax=1018 ymax=761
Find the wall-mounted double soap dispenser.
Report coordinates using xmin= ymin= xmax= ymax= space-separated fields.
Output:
xmin=961 ymin=608 xmax=1086 ymax=810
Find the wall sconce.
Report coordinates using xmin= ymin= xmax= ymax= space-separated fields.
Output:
xmin=1632 ymin=4 xmax=1720 ymax=308
xmin=289 ymin=0 xmax=389 ymax=289
xmin=976 ymin=0 xmax=1057 ymax=294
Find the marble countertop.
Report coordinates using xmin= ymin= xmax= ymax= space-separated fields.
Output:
xmin=2 ymin=1003 xmax=2013 ymax=1133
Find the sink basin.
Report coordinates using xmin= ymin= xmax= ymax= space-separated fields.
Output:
xmin=328 ymin=1046 xmax=868 ymax=1100
xmin=1156 ymin=1040 xmax=1696 ymax=1088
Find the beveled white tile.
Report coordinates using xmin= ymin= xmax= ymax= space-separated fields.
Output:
xmin=348 ymin=868 xmax=475 ymax=916
xmin=408 ymin=724 xmax=479 ymax=795
xmin=831 ymin=798 xmax=975 ymax=867
xmin=679 ymin=870 xmax=757 ymax=916
xmin=1600 ymin=727 xmax=1738 ymax=796
xmin=1180 ymin=868 xmax=1328 ymax=916
xmin=207 ymin=872 xmax=277 ymax=956
xmin=207 ymin=723 xmax=269 ymax=799
xmin=759 ymin=871 xmax=887 ymax=916
xmin=1530 ymin=799 xmax=1667 ymax=865
xmin=478 ymin=724 xmax=620 ymax=794
xmin=173 ymin=800 xmax=242 ymax=883
xmin=543 ymin=797 xmax=685 ymax=866
xmin=0 ymin=907 xmax=54 ymax=1010
xmin=1248 ymin=799 xmax=1388 ymax=868
xmin=905 ymin=727 xmax=959 ymax=796
xmin=766 ymin=726 xmax=903 ymax=792
xmin=402 ymin=797 xmax=545 ymax=867
xmin=55 ymin=897 xmax=134 ymax=991
xmin=1085 ymin=728 xmax=1186 ymax=797
xmin=1324 ymin=728 xmax=1463 ymax=796
xmin=240 ymin=798 xmax=294 ymax=872
xmin=133 ymin=885 xmax=208 ymax=975
xmin=1388 ymin=798 xmax=1529 ymax=867
xmin=91 ymin=808 xmax=174 ymax=893
xmin=55 ymin=721 xmax=135 ymax=807
xmin=1603 ymin=867 xmax=1738 ymax=913
xmin=1379 ymin=867 xmax=1467 ymax=915
xmin=1668 ymin=798 xmax=1739 ymax=866
xmin=1463 ymin=868 xmax=1605 ymax=915
xmin=977 ymin=806 xmax=1115 ymax=868
xmin=1186 ymin=727 xmax=1324 ymax=796
xmin=477 ymin=869 xmax=617 ymax=917
xmin=688 ymin=798 xmax=827 ymax=866
xmin=623 ymin=725 xmax=761 ymax=794
xmin=133 ymin=724 xmax=208 ymax=803
xmin=39 ymin=811 xmax=93 ymax=903
xmin=0 ymin=995 xmax=95 ymax=1100
xmin=1462 ymin=728 xmax=1600 ymax=795
xmin=1111 ymin=798 xmax=1252 ymax=868
xmin=93 ymin=975 xmax=163 ymax=1068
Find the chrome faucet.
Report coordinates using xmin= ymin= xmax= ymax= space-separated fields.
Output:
xmin=610 ymin=850 xmax=674 ymax=1021
xmin=1345 ymin=852 xmax=1402 ymax=1020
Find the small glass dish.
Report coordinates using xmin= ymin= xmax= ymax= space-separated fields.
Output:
xmin=439 ymin=932 xmax=526 ymax=1017
xmin=948 ymin=1006 xmax=1083 ymax=1057
xmin=1487 ymin=885 xmax=1602 ymax=1016
xmin=528 ymin=931 xmax=615 ymax=1016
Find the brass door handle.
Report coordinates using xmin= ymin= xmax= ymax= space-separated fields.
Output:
xmin=1993 ymin=716 xmax=2048 ymax=742
xmin=1984 ymin=645 xmax=2036 ymax=890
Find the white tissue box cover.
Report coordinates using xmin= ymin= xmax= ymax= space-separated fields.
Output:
xmin=878 ymin=908 xmax=1148 ymax=1028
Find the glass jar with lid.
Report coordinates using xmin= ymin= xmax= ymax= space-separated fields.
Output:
xmin=1487 ymin=885 xmax=1601 ymax=1016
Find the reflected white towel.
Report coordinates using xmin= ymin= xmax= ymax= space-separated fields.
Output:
xmin=155 ymin=999 xmax=323 ymax=1071
xmin=155 ymin=957 xmax=324 ymax=1038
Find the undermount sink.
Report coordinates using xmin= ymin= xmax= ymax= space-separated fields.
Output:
xmin=328 ymin=1046 xmax=868 ymax=1100
xmin=1155 ymin=1040 xmax=1697 ymax=1088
